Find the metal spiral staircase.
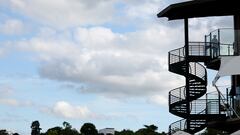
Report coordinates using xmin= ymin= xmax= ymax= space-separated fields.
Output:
xmin=168 ymin=42 xmax=227 ymax=134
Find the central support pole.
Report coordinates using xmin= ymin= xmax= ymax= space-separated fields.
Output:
xmin=184 ymin=18 xmax=190 ymax=132
xmin=233 ymin=14 xmax=240 ymax=115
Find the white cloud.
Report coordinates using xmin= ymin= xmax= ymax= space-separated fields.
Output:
xmin=12 ymin=25 xmax=184 ymax=98
xmin=0 ymin=19 xmax=25 ymax=35
xmin=0 ymin=97 xmax=33 ymax=107
xmin=7 ymin=0 xmax=116 ymax=28
xmin=0 ymin=84 xmax=33 ymax=107
xmin=147 ymin=95 xmax=168 ymax=106
xmin=123 ymin=0 xmax=162 ymax=20
xmin=0 ymin=98 xmax=19 ymax=106
xmin=46 ymin=101 xmax=96 ymax=119
xmin=2 ymin=0 xmax=232 ymax=100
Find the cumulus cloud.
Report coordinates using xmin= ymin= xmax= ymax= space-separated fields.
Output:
xmin=147 ymin=95 xmax=168 ymax=106
xmin=6 ymin=0 xmax=116 ymax=28
xmin=0 ymin=19 xmax=25 ymax=35
xmin=1 ymin=0 xmax=232 ymax=101
xmin=12 ymin=25 xmax=184 ymax=98
xmin=45 ymin=101 xmax=97 ymax=119
xmin=123 ymin=0 xmax=161 ymax=18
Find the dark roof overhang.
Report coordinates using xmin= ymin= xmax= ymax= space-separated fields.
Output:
xmin=158 ymin=0 xmax=240 ymax=20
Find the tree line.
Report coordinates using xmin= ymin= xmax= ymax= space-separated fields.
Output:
xmin=1 ymin=121 xmax=229 ymax=135
xmin=0 ymin=121 xmax=167 ymax=135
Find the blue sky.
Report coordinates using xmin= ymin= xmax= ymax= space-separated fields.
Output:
xmin=0 ymin=0 xmax=233 ymax=134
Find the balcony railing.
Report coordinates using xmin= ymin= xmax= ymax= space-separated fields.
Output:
xmin=205 ymin=28 xmax=235 ymax=57
xmin=189 ymin=42 xmax=233 ymax=58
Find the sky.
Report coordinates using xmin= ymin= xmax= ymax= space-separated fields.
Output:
xmin=0 ymin=0 xmax=234 ymax=134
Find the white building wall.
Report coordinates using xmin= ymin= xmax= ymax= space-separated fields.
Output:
xmin=98 ymin=128 xmax=115 ymax=135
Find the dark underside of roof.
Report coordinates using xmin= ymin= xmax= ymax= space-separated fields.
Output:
xmin=158 ymin=0 xmax=240 ymax=20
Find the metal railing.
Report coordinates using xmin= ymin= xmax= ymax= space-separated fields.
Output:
xmin=205 ymin=28 xmax=234 ymax=45
xmin=206 ymin=92 xmax=231 ymax=115
xmin=168 ymin=28 xmax=235 ymax=135
xmin=169 ymin=42 xmax=233 ymax=67
xmin=205 ymin=28 xmax=235 ymax=57
xmin=189 ymin=62 xmax=207 ymax=84
xmin=189 ymin=42 xmax=210 ymax=56
xmin=169 ymin=47 xmax=185 ymax=65
xmin=190 ymin=99 xmax=207 ymax=114
xmin=169 ymin=97 xmax=228 ymax=135
xmin=189 ymin=42 xmax=233 ymax=58
xmin=169 ymin=119 xmax=186 ymax=135
xmin=169 ymin=86 xmax=186 ymax=105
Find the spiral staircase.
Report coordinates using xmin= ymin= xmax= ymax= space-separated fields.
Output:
xmin=168 ymin=42 xmax=226 ymax=135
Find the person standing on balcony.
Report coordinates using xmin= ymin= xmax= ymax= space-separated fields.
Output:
xmin=211 ymin=35 xmax=219 ymax=57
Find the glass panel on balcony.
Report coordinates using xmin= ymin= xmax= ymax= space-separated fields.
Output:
xmin=205 ymin=28 xmax=234 ymax=57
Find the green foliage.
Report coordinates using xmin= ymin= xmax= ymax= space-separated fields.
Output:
xmin=2 ymin=122 xmax=169 ymax=135
xmin=114 ymin=125 xmax=166 ymax=135
xmin=45 ymin=125 xmax=79 ymax=135
xmin=31 ymin=121 xmax=41 ymax=135
xmin=63 ymin=121 xmax=72 ymax=129
xmin=135 ymin=125 xmax=160 ymax=135
xmin=144 ymin=125 xmax=158 ymax=132
xmin=46 ymin=127 xmax=62 ymax=135
xmin=80 ymin=123 xmax=98 ymax=135
xmin=159 ymin=131 xmax=167 ymax=135
xmin=115 ymin=129 xmax=135 ymax=135
xmin=0 ymin=130 xmax=9 ymax=135
xmin=62 ymin=128 xmax=79 ymax=135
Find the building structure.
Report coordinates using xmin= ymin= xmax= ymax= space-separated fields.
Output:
xmin=158 ymin=0 xmax=240 ymax=134
xmin=98 ymin=128 xmax=115 ymax=135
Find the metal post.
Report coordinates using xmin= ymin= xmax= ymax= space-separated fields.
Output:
xmin=233 ymin=14 xmax=240 ymax=114
xmin=168 ymin=52 xmax=170 ymax=69
xmin=218 ymin=91 xmax=221 ymax=114
xmin=169 ymin=91 xmax=171 ymax=107
xmin=210 ymin=33 xmax=212 ymax=58
xmin=206 ymin=93 xmax=208 ymax=114
xmin=184 ymin=18 xmax=190 ymax=133
xmin=218 ymin=29 xmax=220 ymax=56
xmin=227 ymin=88 xmax=229 ymax=106
xmin=205 ymin=35 xmax=207 ymax=56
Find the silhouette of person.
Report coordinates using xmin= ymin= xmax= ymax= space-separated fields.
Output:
xmin=211 ymin=35 xmax=219 ymax=57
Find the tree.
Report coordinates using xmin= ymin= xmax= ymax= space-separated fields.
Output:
xmin=159 ymin=132 xmax=167 ymax=135
xmin=45 ymin=127 xmax=62 ymax=135
xmin=115 ymin=129 xmax=134 ymax=135
xmin=0 ymin=130 xmax=9 ymax=135
xmin=144 ymin=125 xmax=158 ymax=132
xmin=31 ymin=121 xmax=41 ymax=135
xmin=80 ymin=123 xmax=98 ymax=135
xmin=135 ymin=124 xmax=160 ymax=135
xmin=62 ymin=121 xmax=79 ymax=135
xmin=63 ymin=121 xmax=72 ymax=129
xmin=62 ymin=128 xmax=79 ymax=135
